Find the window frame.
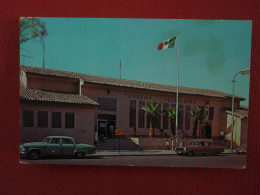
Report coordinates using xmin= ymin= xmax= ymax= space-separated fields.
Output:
xmin=65 ymin=112 xmax=75 ymax=129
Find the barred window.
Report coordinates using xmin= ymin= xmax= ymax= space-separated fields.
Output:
xmin=178 ymin=105 xmax=184 ymax=130
xmin=146 ymin=114 xmax=150 ymax=128
xmin=129 ymin=100 xmax=136 ymax=127
xmin=170 ymin=104 xmax=176 ymax=131
xmin=185 ymin=105 xmax=191 ymax=130
xmin=154 ymin=104 xmax=161 ymax=129
xmin=23 ymin=110 xmax=34 ymax=127
xmin=209 ymin=107 xmax=214 ymax=120
xmin=138 ymin=101 xmax=145 ymax=128
xmin=98 ymin=97 xmax=117 ymax=111
xmin=38 ymin=111 xmax=48 ymax=128
xmin=52 ymin=112 xmax=61 ymax=128
xmin=163 ymin=103 xmax=169 ymax=129
xmin=65 ymin=112 xmax=74 ymax=128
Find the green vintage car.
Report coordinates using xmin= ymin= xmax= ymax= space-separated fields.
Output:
xmin=20 ymin=136 xmax=96 ymax=160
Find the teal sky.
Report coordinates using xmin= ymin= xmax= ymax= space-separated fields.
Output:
xmin=20 ymin=18 xmax=252 ymax=106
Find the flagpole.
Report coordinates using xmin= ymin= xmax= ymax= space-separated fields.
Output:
xmin=175 ymin=32 xmax=180 ymax=148
xmin=120 ymin=60 xmax=122 ymax=79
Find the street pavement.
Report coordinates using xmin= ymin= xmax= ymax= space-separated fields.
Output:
xmin=94 ymin=149 xmax=235 ymax=157
xmin=20 ymin=152 xmax=246 ymax=168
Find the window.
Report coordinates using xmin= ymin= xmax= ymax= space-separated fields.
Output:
xmin=170 ymin=104 xmax=176 ymax=131
xmin=50 ymin=138 xmax=61 ymax=144
xmin=178 ymin=105 xmax=183 ymax=130
xmin=185 ymin=105 xmax=191 ymax=130
xmin=154 ymin=104 xmax=161 ymax=129
xmin=65 ymin=112 xmax=74 ymax=128
xmin=146 ymin=114 xmax=150 ymax=128
xmin=23 ymin=110 xmax=34 ymax=127
xmin=62 ymin=139 xmax=74 ymax=144
xmin=163 ymin=103 xmax=169 ymax=129
xmin=129 ymin=100 xmax=136 ymax=127
xmin=98 ymin=114 xmax=116 ymax=121
xmin=208 ymin=107 xmax=214 ymax=120
xmin=38 ymin=111 xmax=48 ymax=128
xmin=52 ymin=112 xmax=61 ymax=128
xmin=98 ymin=97 xmax=117 ymax=111
xmin=42 ymin=138 xmax=51 ymax=143
xmin=138 ymin=101 xmax=145 ymax=128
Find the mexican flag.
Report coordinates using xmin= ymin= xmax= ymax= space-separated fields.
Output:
xmin=157 ymin=36 xmax=177 ymax=50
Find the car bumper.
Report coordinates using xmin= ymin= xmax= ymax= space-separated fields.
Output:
xmin=175 ymin=150 xmax=187 ymax=154
xmin=20 ymin=151 xmax=28 ymax=158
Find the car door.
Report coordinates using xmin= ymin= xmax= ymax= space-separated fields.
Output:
xmin=46 ymin=138 xmax=62 ymax=156
xmin=61 ymin=138 xmax=76 ymax=156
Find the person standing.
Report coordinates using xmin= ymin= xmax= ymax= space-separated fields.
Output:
xmin=165 ymin=139 xmax=170 ymax=150
xmin=109 ymin=124 xmax=115 ymax=138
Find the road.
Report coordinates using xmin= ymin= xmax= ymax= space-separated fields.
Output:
xmin=20 ymin=154 xmax=246 ymax=168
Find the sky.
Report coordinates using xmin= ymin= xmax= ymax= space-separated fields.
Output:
xmin=20 ymin=18 xmax=252 ymax=106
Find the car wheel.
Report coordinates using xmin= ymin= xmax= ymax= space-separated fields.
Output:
xmin=76 ymin=152 xmax=84 ymax=159
xmin=187 ymin=150 xmax=194 ymax=157
xmin=29 ymin=150 xmax=40 ymax=160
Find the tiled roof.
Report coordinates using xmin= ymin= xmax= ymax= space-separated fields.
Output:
xmin=225 ymin=106 xmax=248 ymax=118
xmin=20 ymin=85 xmax=99 ymax=106
xmin=20 ymin=65 xmax=245 ymax=100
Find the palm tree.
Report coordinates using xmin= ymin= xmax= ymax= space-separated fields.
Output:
xmin=40 ymin=23 xmax=47 ymax=68
xmin=20 ymin=17 xmax=46 ymax=44
xmin=165 ymin=107 xmax=182 ymax=136
xmin=167 ymin=107 xmax=177 ymax=136
xmin=141 ymin=101 xmax=160 ymax=137
xmin=189 ymin=107 xmax=208 ymax=138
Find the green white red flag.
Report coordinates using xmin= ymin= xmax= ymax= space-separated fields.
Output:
xmin=157 ymin=36 xmax=177 ymax=50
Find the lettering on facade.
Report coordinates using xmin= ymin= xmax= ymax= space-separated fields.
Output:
xmin=125 ymin=93 xmax=152 ymax=100
xmin=125 ymin=93 xmax=196 ymax=104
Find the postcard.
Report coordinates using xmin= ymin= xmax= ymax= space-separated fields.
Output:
xmin=20 ymin=18 xmax=251 ymax=168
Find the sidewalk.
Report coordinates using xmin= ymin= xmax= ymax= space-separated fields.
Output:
xmin=93 ymin=149 xmax=234 ymax=157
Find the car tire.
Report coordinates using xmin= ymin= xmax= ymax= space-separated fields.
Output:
xmin=29 ymin=150 xmax=40 ymax=160
xmin=76 ymin=152 xmax=84 ymax=159
xmin=187 ymin=150 xmax=194 ymax=157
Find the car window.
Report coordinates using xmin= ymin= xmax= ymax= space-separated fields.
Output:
xmin=42 ymin=138 xmax=51 ymax=143
xmin=50 ymin=138 xmax=60 ymax=144
xmin=190 ymin=142 xmax=201 ymax=146
xmin=62 ymin=138 xmax=74 ymax=144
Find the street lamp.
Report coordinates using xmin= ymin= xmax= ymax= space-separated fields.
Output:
xmin=231 ymin=68 xmax=250 ymax=152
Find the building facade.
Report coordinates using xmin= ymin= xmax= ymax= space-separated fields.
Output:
xmin=20 ymin=66 xmax=247 ymax=146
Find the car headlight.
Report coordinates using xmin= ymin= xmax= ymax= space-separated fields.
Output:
xmin=20 ymin=146 xmax=25 ymax=151
xmin=20 ymin=146 xmax=29 ymax=152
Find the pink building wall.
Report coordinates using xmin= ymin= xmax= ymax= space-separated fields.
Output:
xmin=83 ymin=83 xmax=233 ymax=138
xmin=27 ymin=75 xmax=79 ymax=94
xmin=20 ymin=103 xmax=95 ymax=144
xmin=20 ymin=68 xmax=243 ymax=143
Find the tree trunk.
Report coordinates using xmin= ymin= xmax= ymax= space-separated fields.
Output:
xmin=149 ymin=118 xmax=153 ymax=137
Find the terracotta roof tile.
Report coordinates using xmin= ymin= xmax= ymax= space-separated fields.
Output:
xmin=20 ymin=65 xmax=245 ymax=100
xmin=225 ymin=106 xmax=248 ymax=118
xmin=20 ymin=85 xmax=99 ymax=106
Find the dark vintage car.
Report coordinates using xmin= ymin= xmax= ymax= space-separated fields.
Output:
xmin=20 ymin=136 xmax=96 ymax=160
xmin=236 ymin=144 xmax=247 ymax=154
xmin=175 ymin=139 xmax=225 ymax=156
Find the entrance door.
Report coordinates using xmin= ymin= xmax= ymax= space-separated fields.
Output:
xmin=107 ymin=121 xmax=116 ymax=138
xmin=97 ymin=120 xmax=107 ymax=138
xmin=97 ymin=114 xmax=117 ymax=138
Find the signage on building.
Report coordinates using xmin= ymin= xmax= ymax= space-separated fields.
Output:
xmin=100 ymin=123 xmax=106 ymax=128
xmin=115 ymin=129 xmax=123 ymax=135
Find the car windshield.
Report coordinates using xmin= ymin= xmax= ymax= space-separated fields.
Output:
xmin=42 ymin=138 xmax=51 ymax=143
